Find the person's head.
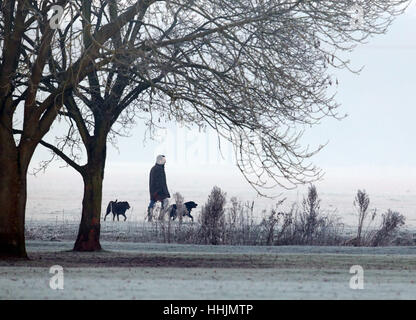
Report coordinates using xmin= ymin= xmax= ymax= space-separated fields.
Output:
xmin=156 ymin=155 xmax=166 ymax=165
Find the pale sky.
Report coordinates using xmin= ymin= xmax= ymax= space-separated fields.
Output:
xmin=29 ymin=3 xmax=416 ymax=198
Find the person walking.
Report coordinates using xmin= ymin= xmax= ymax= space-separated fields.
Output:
xmin=147 ymin=155 xmax=170 ymax=221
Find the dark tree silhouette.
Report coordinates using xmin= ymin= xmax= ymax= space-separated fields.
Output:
xmin=0 ymin=0 xmax=157 ymax=257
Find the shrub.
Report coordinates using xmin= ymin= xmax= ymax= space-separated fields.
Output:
xmin=370 ymin=210 xmax=406 ymax=246
xmin=354 ymin=189 xmax=371 ymax=245
xmin=298 ymin=185 xmax=321 ymax=244
xmin=282 ymin=185 xmax=344 ymax=245
xmin=259 ymin=198 xmax=286 ymax=245
xmin=199 ymin=186 xmax=227 ymax=245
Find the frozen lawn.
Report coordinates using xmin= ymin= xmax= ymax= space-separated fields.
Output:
xmin=1 ymin=241 xmax=416 ymax=299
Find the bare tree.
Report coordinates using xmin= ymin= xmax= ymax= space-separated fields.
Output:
xmin=35 ymin=0 xmax=163 ymax=251
xmin=130 ymin=0 xmax=409 ymax=195
xmin=1 ymin=0 xmax=410 ymax=256
xmin=34 ymin=0 xmax=186 ymax=251
xmin=0 ymin=0 xmax=157 ymax=257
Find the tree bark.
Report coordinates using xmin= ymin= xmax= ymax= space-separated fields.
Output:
xmin=0 ymin=128 xmax=29 ymax=258
xmin=0 ymin=165 xmax=28 ymax=259
xmin=73 ymin=173 xmax=103 ymax=251
xmin=73 ymin=137 xmax=107 ymax=252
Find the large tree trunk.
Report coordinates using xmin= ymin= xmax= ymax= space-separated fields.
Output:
xmin=0 ymin=163 xmax=28 ymax=259
xmin=0 ymin=127 xmax=29 ymax=258
xmin=73 ymin=137 xmax=106 ymax=251
xmin=73 ymin=172 xmax=103 ymax=251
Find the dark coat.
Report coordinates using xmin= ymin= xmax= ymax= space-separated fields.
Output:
xmin=149 ymin=164 xmax=170 ymax=201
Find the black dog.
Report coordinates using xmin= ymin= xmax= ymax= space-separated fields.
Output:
xmin=169 ymin=201 xmax=198 ymax=222
xmin=104 ymin=200 xmax=131 ymax=221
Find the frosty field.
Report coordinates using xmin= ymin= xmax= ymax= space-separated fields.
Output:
xmin=7 ymin=163 xmax=414 ymax=300
xmin=1 ymin=241 xmax=416 ymax=300
xmin=25 ymin=163 xmax=416 ymax=229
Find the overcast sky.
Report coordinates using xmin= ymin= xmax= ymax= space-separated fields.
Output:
xmin=30 ymin=2 xmax=416 ymax=197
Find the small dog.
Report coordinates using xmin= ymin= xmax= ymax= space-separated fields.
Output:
xmin=169 ymin=201 xmax=198 ymax=222
xmin=104 ymin=200 xmax=131 ymax=221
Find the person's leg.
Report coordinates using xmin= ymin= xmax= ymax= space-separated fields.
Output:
xmin=161 ymin=198 xmax=169 ymax=210
xmin=148 ymin=200 xmax=156 ymax=209
xmin=158 ymin=198 xmax=170 ymax=220
xmin=147 ymin=200 xmax=156 ymax=221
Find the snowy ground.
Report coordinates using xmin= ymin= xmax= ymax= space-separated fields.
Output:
xmin=1 ymin=241 xmax=416 ymax=300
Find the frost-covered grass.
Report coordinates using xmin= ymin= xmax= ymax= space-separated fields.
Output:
xmin=2 ymin=266 xmax=416 ymax=300
xmin=24 ymin=214 xmax=416 ymax=247
xmin=1 ymin=241 xmax=416 ymax=299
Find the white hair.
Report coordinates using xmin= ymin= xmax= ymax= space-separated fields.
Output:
xmin=156 ymin=155 xmax=166 ymax=165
